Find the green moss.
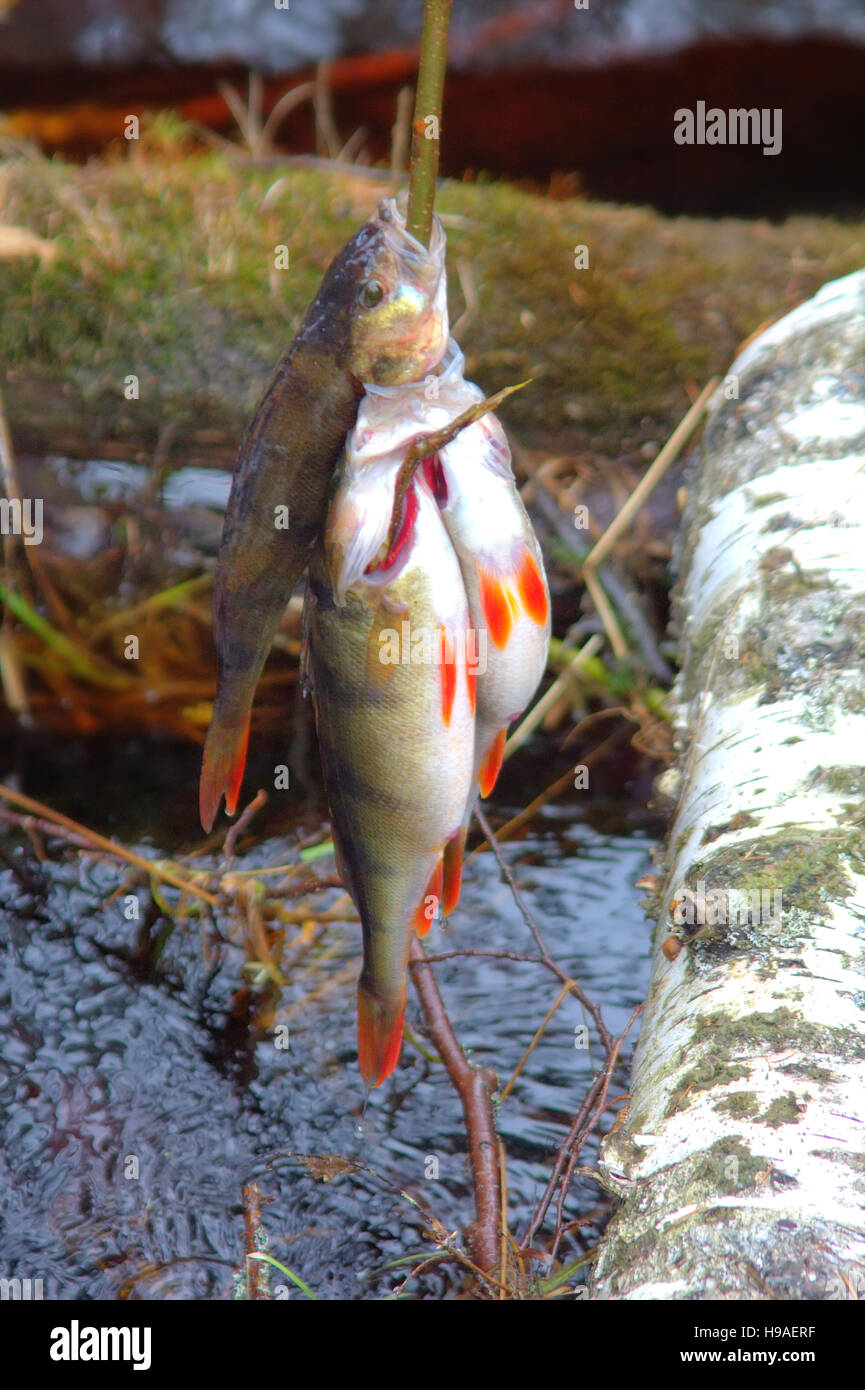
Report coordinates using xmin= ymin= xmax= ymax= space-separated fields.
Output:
xmin=749 ymin=491 xmax=791 ymax=509
xmin=687 ymin=829 xmax=857 ymax=925
xmin=697 ymin=1006 xmax=865 ymax=1063
xmin=713 ymin=1090 xmax=761 ymax=1119
xmin=3 ymin=122 xmax=865 ymax=465
xmin=814 ymin=766 xmax=865 ymax=799
xmin=666 ymin=1059 xmax=751 ymax=1117
xmin=691 ymin=1138 xmax=767 ymax=1192
xmin=779 ymin=1061 xmax=834 ymax=1084
xmin=701 ymin=811 xmax=760 ymax=845
xmin=756 ymin=1093 xmax=805 ymax=1127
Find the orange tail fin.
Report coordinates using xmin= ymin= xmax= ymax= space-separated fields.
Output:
xmin=479 ymin=728 xmax=507 ymax=797
xmin=357 ymin=983 xmax=406 ymax=1089
xmin=199 ymin=714 xmax=251 ymax=832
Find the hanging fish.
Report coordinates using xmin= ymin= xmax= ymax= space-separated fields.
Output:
xmin=199 ymin=199 xmax=448 ymax=832
xmin=327 ymin=343 xmax=550 ymax=913
xmin=306 ymin=477 xmax=475 ymax=1088
xmin=425 ymin=375 xmax=550 ymax=899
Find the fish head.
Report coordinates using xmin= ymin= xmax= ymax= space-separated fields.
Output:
xmin=345 ymin=199 xmax=448 ymax=385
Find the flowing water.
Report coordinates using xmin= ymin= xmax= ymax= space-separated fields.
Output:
xmin=0 ymin=729 xmax=660 ymax=1300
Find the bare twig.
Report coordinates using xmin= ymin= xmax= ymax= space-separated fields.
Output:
xmin=548 ymin=1004 xmax=642 ymax=1262
xmin=224 ymin=788 xmax=268 ymax=860
xmin=409 ymin=938 xmax=501 ymax=1275
xmin=474 ymin=804 xmax=613 ymax=1056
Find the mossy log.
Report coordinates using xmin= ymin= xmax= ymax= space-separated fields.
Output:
xmin=592 ymin=269 xmax=865 ymax=1301
xmin=2 ymin=128 xmax=865 ymax=472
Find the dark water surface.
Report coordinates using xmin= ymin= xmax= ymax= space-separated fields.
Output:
xmin=0 ymin=736 xmax=659 ymax=1299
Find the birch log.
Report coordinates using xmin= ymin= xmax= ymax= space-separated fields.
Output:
xmin=592 ymin=269 xmax=865 ymax=1301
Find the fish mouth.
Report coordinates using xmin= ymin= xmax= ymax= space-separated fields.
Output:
xmin=376 ymin=197 xmax=445 ymax=279
xmin=349 ymin=197 xmax=448 ymax=385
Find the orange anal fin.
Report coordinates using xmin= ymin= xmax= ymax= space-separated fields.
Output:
xmin=442 ymin=831 xmax=465 ymax=916
xmin=478 ymin=564 xmax=518 ymax=649
xmin=199 ymin=715 xmax=251 ymax=833
xmin=414 ymin=858 xmax=444 ymax=938
xmin=357 ymin=985 xmax=407 ymax=1089
xmin=479 ymin=728 xmax=507 ymax=798
xmin=517 ymin=548 xmax=549 ymax=625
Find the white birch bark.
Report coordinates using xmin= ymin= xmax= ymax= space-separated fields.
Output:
xmin=592 ymin=269 xmax=865 ymax=1301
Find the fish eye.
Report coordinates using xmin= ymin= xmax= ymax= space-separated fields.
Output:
xmin=358 ymin=279 xmax=385 ymax=308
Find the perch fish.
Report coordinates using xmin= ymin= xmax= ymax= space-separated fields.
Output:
xmin=200 ymin=199 xmax=448 ymax=832
xmin=327 ymin=342 xmax=550 ymax=914
xmin=306 ymin=477 xmax=475 ymax=1088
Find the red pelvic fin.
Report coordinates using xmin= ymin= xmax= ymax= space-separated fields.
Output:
xmin=479 ymin=728 xmax=507 ymax=798
xmin=442 ymin=830 xmax=465 ymax=916
xmin=439 ymin=625 xmax=457 ymax=725
xmin=517 ymin=548 xmax=549 ymax=625
xmin=414 ymin=858 xmax=444 ymax=938
xmin=466 ymin=648 xmax=477 ymax=714
xmin=199 ymin=714 xmax=251 ymax=833
xmin=478 ymin=564 xmax=518 ymax=649
xmin=357 ymin=984 xmax=407 ymax=1089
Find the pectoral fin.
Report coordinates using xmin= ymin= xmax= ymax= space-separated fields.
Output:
xmin=479 ymin=728 xmax=507 ymax=797
xmin=478 ymin=564 xmax=521 ymax=649
xmin=442 ymin=829 xmax=466 ymax=916
xmin=414 ymin=858 xmax=444 ymax=938
xmin=517 ymin=547 xmax=549 ymax=625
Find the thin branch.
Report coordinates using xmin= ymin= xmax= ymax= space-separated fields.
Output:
xmin=474 ymin=804 xmax=613 ymax=1055
xmin=406 ymin=0 xmax=453 ymax=246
